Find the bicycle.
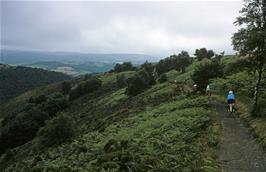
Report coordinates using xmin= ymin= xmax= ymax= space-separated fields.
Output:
xmin=228 ymin=103 xmax=236 ymax=116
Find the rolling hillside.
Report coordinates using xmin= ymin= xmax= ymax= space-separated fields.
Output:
xmin=0 ymin=64 xmax=71 ymax=104
xmin=0 ymin=55 xmax=265 ymax=171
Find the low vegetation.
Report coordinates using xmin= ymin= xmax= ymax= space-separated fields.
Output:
xmin=0 ymin=54 xmax=224 ymax=171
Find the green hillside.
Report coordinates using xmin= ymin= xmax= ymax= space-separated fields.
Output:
xmin=0 ymin=53 xmax=265 ymax=171
xmin=0 ymin=64 xmax=71 ymax=104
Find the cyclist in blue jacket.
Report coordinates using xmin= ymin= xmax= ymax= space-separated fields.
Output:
xmin=227 ymin=90 xmax=235 ymax=112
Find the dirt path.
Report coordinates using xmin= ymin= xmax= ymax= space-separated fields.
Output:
xmin=214 ymin=102 xmax=266 ymax=172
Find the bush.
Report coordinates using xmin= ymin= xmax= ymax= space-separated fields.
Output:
xmin=224 ymin=57 xmax=253 ymax=76
xmin=191 ymin=61 xmax=224 ymax=92
xmin=38 ymin=113 xmax=75 ymax=146
xmin=0 ymin=118 xmax=39 ymax=155
xmin=29 ymin=95 xmax=47 ymax=104
xmin=69 ymin=77 xmax=102 ymax=100
xmin=158 ymin=74 xmax=168 ymax=83
xmin=61 ymin=81 xmax=71 ymax=95
xmin=125 ymin=69 xmax=153 ymax=96
xmin=111 ymin=62 xmax=136 ymax=73
xmin=0 ymin=108 xmax=49 ymax=154
xmin=40 ymin=92 xmax=69 ymax=117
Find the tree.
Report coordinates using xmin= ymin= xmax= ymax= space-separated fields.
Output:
xmin=156 ymin=55 xmax=178 ymax=75
xmin=191 ymin=61 xmax=224 ymax=92
xmin=155 ymin=51 xmax=192 ymax=75
xmin=232 ymin=0 xmax=266 ymax=116
xmin=112 ymin=62 xmax=136 ymax=73
xmin=140 ymin=61 xmax=156 ymax=85
xmin=125 ymin=68 xmax=154 ymax=96
xmin=212 ymin=51 xmax=225 ymax=62
xmin=176 ymin=51 xmax=192 ymax=73
xmin=41 ymin=92 xmax=70 ymax=117
xmin=194 ymin=48 xmax=215 ymax=61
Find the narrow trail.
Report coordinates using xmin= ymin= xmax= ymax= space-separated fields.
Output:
xmin=214 ymin=102 xmax=266 ymax=172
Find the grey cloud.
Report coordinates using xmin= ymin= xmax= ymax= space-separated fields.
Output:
xmin=1 ymin=1 xmax=243 ymax=56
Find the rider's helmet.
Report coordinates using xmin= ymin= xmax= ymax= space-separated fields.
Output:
xmin=229 ymin=90 xmax=233 ymax=94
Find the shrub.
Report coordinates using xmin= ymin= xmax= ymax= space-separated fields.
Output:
xmin=61 ymin=81 xmax=71 ymax=95
xmin=38 ymin=113 xmax=75 ymax=146
xmin=0 ymin=108 xmax=49 ymax=154
xmin=69 ymin=77 xmax=102 ymax=100
xmin=158 ymin=74 xmax=168 ymax=83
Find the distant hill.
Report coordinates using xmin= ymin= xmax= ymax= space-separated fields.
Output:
xmin=0 ymin=50 xmax=159 ymax=75
xmin=27 ymin=61 xmax=116 ymax=76
xmin=0 ymin=64 xmax=71 ymax=103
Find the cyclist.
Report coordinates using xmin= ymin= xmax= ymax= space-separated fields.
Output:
xmin=206 ymin=84 xmax=211 ymax=96
xmin=193 ymin=84 xmax=198 ymax=93
xmin=227 ymin=90 xmax=235 ymax=112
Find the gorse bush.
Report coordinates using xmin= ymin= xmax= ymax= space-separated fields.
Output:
xmin=38 ymin=113 xmax=75 ymax=147
xmin=69 ymin=77 xmax=102 ymax=100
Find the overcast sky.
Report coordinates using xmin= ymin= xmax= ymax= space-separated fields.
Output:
xmin=1 ymin=1 xmax=243 ymax=57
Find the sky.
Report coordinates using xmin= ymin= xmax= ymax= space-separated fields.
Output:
xmin=1 ymin=0 xmax=243 ymax=57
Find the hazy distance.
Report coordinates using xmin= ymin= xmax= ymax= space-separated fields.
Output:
xmin=1 ymin=1 xmax=242 ymax=57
